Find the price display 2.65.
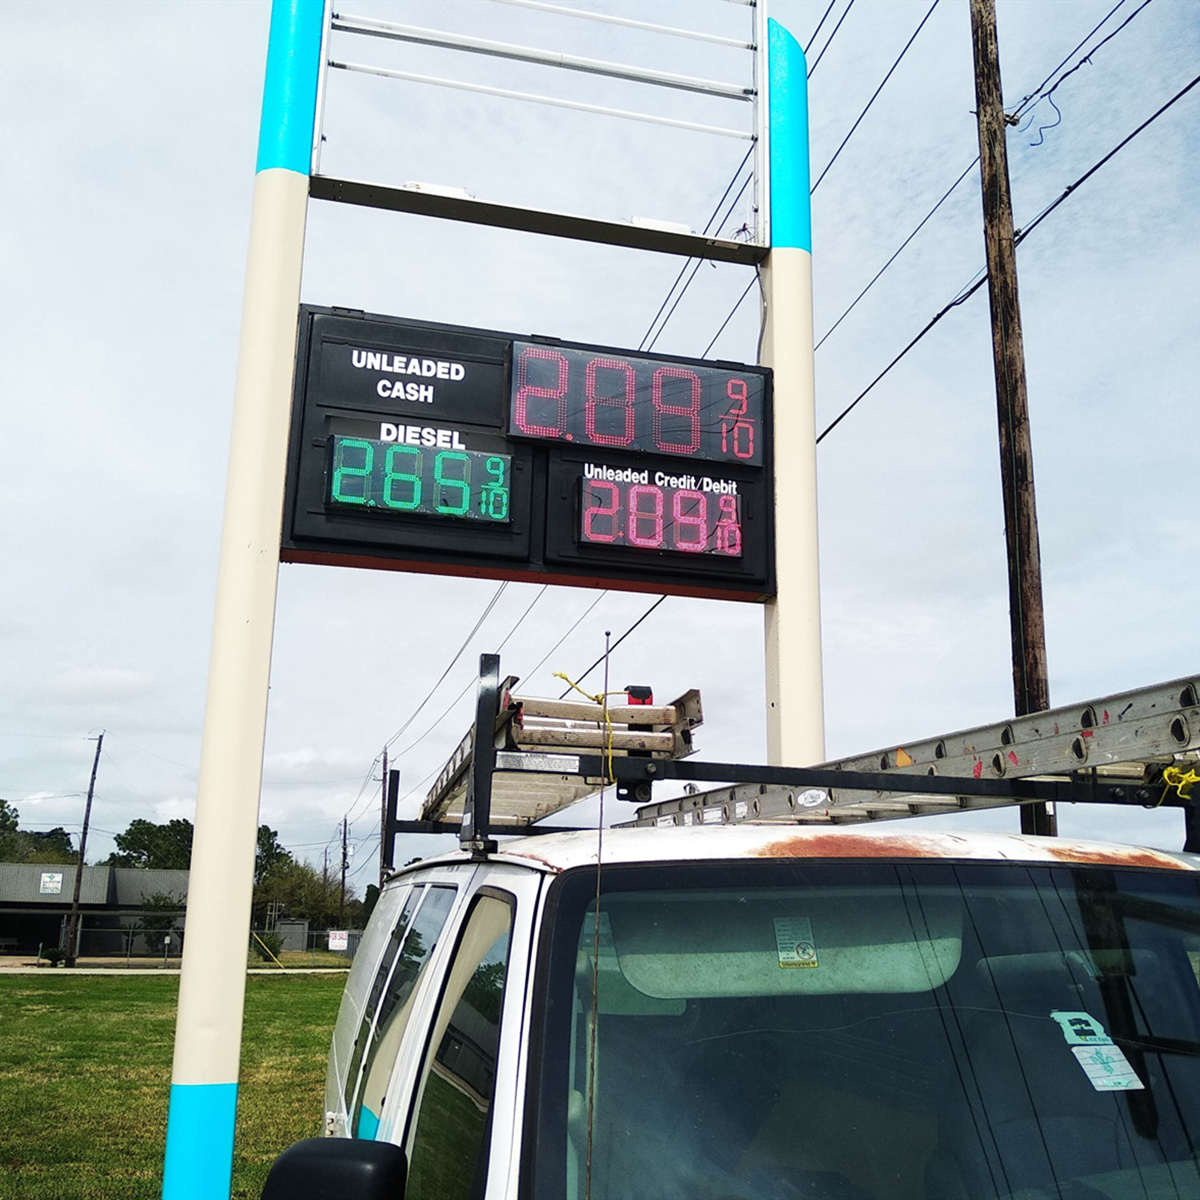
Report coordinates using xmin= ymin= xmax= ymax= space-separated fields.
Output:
xmin=327 ymin=436 xmax=512 ymax=523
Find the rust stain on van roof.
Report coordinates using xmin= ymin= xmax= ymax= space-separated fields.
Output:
xmin=1033 ymin=843 xmax=1188 ymax=870
xmin=755 ymin=831 xmax=1190 ymax=870
xmin=755 ymin=832 xmax=950 ymax=860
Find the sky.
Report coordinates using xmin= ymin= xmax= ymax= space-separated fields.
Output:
xmin=3 ymin=0 xmax=1199 ymax=893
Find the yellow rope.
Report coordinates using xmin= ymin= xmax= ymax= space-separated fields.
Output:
xmin=1162 ymin=765 xmax=1200 ymax=804
xmin=251 ymin=930 xmax=288 ymax=971
xmin=552 ymin=673 xmax=623 ymax=783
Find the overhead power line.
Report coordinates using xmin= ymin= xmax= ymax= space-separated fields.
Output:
xmin=804 ymin=1 xmax=839 ymax=53
xmin=639 ymin=140 xmax=757 ymax=353
xmin=808 ymin=0 xmax=856 ymax=79
xmin=812 ymin=0 xmax=1154 ymax=353
xmin=1010 ymin=0 xmax=1130 ymax=115
xmin=389 ymin=585 xmax=551 ymax=761
xmin=1022 ymin=0 xmax=1154 ymax=147
xmin=811 ymin=0 xmax=942 ymax=196
xmin=382 ymin=582 xmax=509 ymax=751
xmin=559 ymin=594 xmax=669 ymax=697
xmin=816 ymin=67 xmax=1200 ymax=444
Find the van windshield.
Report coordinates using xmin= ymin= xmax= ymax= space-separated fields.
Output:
xmin=527 ymin=859 xmax=1200 ymax=1200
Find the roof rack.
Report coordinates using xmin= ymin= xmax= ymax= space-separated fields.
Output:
xmin=386 ymin=657 xmax=1200 ymax=859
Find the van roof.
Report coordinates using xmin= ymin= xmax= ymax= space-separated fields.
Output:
xmin=392 ymin=824 xmax=1200 ymax=877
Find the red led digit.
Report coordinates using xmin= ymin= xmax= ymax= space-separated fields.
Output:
xmin=672 ymin=489 xmax=708 ymax=552
xmin=720 ymin=378 xmax=756 ymax=460
xmin=725 ymin=378 xmax=748 ymax=416
xmin=513 ymin=345 xmax=569 ymax=439
xmin=584 ymin=357 xmax=636 ymax=448
xmin=582 ymin=480 xmax=620 ymax=543
xmin=651 ymin=367 xmax=701 ymax=456
xmin=627 ymin=484 xmax=664 ymax=548
xmin=714 ymin=494 xmax=743 ymax=556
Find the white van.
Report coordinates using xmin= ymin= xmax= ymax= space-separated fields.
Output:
xmin=263 ymin=821 xmax=1200 ymax=1199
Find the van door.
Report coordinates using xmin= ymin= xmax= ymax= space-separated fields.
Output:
xmin=380 ymin=864 xmax=544 ymax=1200
xmin=337 ymin=863 xmax=476 ymax=1139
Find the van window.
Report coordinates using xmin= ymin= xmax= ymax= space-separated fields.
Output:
xmin=530 ymin=861 xmax=1200 ymax=1200
xmin=406 ymin=892 xmax=514 ymax=1200
xmin=350 ymin=884 xmax=456 ymax=1137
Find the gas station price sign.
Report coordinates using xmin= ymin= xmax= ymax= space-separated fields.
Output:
xmin=282 ymin=307 xmax=775 ymax=600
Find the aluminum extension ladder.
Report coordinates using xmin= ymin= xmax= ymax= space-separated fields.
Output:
xmin=390 ymin=661 xmax=1200 ymax=855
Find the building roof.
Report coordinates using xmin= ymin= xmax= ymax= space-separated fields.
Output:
xmin=0 ymin=863 xmax=109 ymax=905
xmin=0 ymin=863 xmax=190 ymax=906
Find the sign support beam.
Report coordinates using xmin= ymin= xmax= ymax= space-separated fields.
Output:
xmin=160 ymin=3 xmax=322 ymax=1197
xmin=760 ymin=17 xmax=825 ymax=767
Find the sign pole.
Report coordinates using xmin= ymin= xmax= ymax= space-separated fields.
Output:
xmin=759 ymin=16 xmax=825 ymax=766
xmin=160 ymin=3 xmax=323 ymax=1197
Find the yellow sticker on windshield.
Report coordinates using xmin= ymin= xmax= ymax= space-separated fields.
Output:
xmin=774 ymin=917 xmax=818 ymax=968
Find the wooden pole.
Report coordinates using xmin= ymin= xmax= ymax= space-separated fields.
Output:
xmin=339 ymin=816 xmax=348 ymax=925
xmin=63 ymin=731 xmax=103 ymax=967
xmin=970 ymin=0 xmax=1055 ymax=836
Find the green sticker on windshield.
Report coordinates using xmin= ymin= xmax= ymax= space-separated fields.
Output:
xmin=774 ymin=917 xmax=818 ymax=968
xmin=1051 ymin=1010 xmax=1144 ymax=1091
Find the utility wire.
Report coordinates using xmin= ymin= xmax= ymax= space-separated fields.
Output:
xmin=804 ymin=0 xmax=839 ymax=52
xmin=808 ymin=0 xmax=856 ymax=79
xmin=639 ymin=141 xmax=757 ymax=352
xmin=1014 ymin=69 xmax=1199 ymax=245
xmin=518 ymin=591 xmax=608 ymax=690
xmin=645 ymin=175 xmax=753 ymax=354
xmin=559 ymin=595 xmax=669 ymax=697
xmin=341 ymin=581 xmax=510 ymax=825
xmin=816 ymin=158 xmax=979 ymax=351
xmin=813 ymin=0 xmax=1151 ymax=354
xmin=343 ymin=583 xmax=511 ymax=830
xmin=382 ymin=582 xmax=509 ymax=751
xmin=1010 ymin=0 xmax=1128 ymax=114
xmin=811 ymin=0 xmax=942 ymax=196
xmin=1022 ymin=0 xmax=1154 ymax=146
xmin=816 ymin=68 xmax=1200 ymax=444
xmin=389 ymin=585 xmax=551 ymax=760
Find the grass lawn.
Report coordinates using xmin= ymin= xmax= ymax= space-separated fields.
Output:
xmin=0 ymin=972 xmax=345 ymax=1200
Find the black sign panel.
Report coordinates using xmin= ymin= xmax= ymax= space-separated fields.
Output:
xmin=281 ymin=307 xmax=775 ymax=600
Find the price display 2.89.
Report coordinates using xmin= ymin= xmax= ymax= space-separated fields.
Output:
xmin=327 ymin=436 xmax=512 ymax=523
xmin=579 ymin=478 xmax=743 ymax=558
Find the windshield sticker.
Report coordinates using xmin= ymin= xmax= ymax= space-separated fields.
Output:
xmin=774 ymin=917 xmax=818 ymax=969
xmin=1051 ymin=1010 xmax=1144 ymax=1092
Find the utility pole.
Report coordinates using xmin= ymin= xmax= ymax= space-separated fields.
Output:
xmin=339 ymin=816 xmax=348 ymax=925
xmin=64 ymin=731 xmax=103 ymax=967
xmin=378 ymin=746 xmax=387 ymax=889
xmin=970 ymin=0 xmax=1055 ymax=837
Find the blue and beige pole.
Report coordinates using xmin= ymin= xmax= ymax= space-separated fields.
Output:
xmin=760 ymin=18 xmax=825 ymax=766
xmin=161 ymin=3 xmax=323 ymax=1197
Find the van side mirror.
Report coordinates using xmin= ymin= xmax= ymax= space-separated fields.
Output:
xmin=261 ymin=1137 xmax=407 ymax=1199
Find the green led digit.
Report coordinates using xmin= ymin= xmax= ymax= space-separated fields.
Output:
xmin=331 ymin=437 xmax=374 ymax=506
xmin=481 ymin=455 xmax=510 ymax=521
xmin=383 ymin=445 xmax=422 ymax=510
xmin=433 ymin=450 xmax=471 ymax=516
